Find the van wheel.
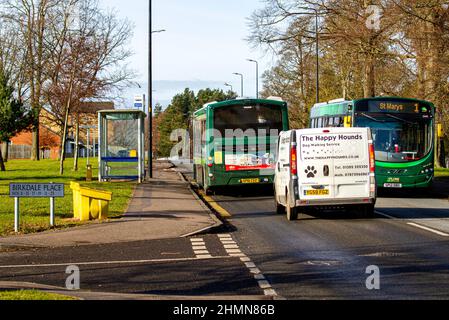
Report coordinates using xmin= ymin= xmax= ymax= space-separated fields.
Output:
xmin=360 ymin=204 xmax=375 ymax=218
xmin=274 ymin=189 xmax=285 ymax=215
xmin=286 ymin=195 xmax=299 ymax=221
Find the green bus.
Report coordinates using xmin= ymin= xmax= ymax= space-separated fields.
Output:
xmin=310 ymin=97 xmax=435 ymax=189
xmin=192 ymin=98 xmax=289 ymax=193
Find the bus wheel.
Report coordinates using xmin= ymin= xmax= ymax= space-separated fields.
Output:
xmin=274 ymin=189 xmax=285 ymax=215
xmin=286 ymin=195 xmax=299 ymax=221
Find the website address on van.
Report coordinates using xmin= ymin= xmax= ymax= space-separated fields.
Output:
xmin=304 ymin=155 xmax=360 ymax=161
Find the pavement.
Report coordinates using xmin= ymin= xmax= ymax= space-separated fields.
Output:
xmin=0 ymin=161 xmax=221 ymax=249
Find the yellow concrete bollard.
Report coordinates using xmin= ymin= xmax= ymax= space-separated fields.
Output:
xmin=78 ymin=187 xmax=112 ymax=221
xmin=70 ymin=182 xmax=112 ymax=221
xmin=70 ymin=182 xmax=82 ymax=220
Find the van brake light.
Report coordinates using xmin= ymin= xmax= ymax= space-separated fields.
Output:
xmin=291 ymin=145 xmax=298 ymax=176
xmin=369 ymin=143 xmax=376 ymax=173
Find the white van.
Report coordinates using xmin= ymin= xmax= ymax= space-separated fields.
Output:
xmin=274 ymin=128 xmax=377 ymax=221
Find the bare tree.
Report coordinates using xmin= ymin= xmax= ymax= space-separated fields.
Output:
xmin=41 ymin=0 xmax=135 ymax=174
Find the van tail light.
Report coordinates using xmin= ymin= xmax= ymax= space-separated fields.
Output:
xmin=369 ymin=143 xmax=376 ymax=173
xmin=291 ymin=144 xmax=298 ymax=176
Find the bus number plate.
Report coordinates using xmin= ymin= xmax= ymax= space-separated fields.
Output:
xmin=384 ymin=183 xmax=403 ymax=188
xmin=305 ymin=189 xmax=330 ymax=196
xmin=241 ymin=178 xmax=260 ymax=184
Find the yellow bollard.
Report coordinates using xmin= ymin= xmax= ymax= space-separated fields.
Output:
xmin=78 ymin=187 xmax=112 ymax=221
xmin=86 ymin=165 xmax=93 ymax=182
xmin=70 ymin=182 xmax=81 ymax=220
xmin=129 ymin=149 xmax=137 ymax=158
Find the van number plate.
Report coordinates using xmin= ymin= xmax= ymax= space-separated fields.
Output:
xmin=241 ymin=178 xmax=260 ymax=184
xmin=305 ymin=189 xmax=330 ymax=196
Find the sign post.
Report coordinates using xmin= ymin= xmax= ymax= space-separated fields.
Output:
xmin=14 ymin=197 xmax=19 ymax=233
xmin=134 ymin=94 xmax=146 ymax=109
xmin=10 ymin=183 xmax=65 ymax=233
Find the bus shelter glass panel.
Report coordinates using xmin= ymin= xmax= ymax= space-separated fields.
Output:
xmin=98 ymin=111 xmax=146 ymax=183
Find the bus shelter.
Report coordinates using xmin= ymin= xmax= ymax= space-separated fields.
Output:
xmin=98 ymin=110 xmax=146 ymax=183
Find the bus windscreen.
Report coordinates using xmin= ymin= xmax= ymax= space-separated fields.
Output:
xmin=214 ymin=104 xmax=283 ymax=137
xmin=356 ymin=113 xmax=432 ymax=163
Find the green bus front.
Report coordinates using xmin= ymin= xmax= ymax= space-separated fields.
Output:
xmin=353 ymin=98 xmax=435 ymax=189
xmin=193 ymin=99 xmax=289 ymax=192
xmin=310 ymin=97 xmax=436 ymax=189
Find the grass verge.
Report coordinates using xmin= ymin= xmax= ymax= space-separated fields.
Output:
xmin=435 ymin=168 xmax=449 ymax=179
xmin=0 ymin=158 xmax=136 ymax=237
xmin=0 ymin=290 xmax=76 ymax=300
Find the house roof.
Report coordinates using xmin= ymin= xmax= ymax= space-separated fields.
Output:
xmin=79 ymin=101 xmax=114 ymax=114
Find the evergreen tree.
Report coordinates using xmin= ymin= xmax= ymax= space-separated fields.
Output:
xmin=0 ymin=69 xmax=33 ymax=171
xmin=156 ymin=88 xmax=237 ymax=157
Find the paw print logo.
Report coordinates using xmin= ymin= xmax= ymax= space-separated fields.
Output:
xmin=305 ymin=166 xmax=317 ymax=178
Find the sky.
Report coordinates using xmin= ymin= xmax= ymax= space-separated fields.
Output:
xmin=99 ymin=0 xmax=276 ymax=108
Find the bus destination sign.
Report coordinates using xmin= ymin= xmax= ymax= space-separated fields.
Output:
xmin=10 ymin=183 xmax=65 ymax=198
xmin=368 ymin=101 xmax=430 ymax=114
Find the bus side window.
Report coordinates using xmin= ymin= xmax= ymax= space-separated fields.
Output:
xmin=336 ymin=117 xmax=342 ymax=127
xmin=328 ymin=117 xmax=334 ymax=127
xmin=201 ymin=120 xmax=206 ymax=143
xmin=317 ymin=118 xmax=323 ymax=128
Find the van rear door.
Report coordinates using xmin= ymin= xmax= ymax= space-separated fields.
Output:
xmin=332 ymin=128 xmax=371 ymax=199
xmin=297 ymin=129 xmax=335 ymax=201
xmin=297 ymin=128 xmax=371 ymax=202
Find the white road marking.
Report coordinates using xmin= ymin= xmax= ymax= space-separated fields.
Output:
xmin=225 ymin=249 xmax=243 ymax=254
xmin=192 ymin=246 xmax=207 ymax=251
xmin=0 ymin=256 xmax=234 ymax=269
xmin=229 ymin=253 xmax=246 ymax=257
xmin=407 ymin=223 xmax=449 ymax=237
xmin=190 ymin=238 xmax=205 ymax=242
xmin=196 ymin=255 xmax=213 ymax=259
xmin=217 ymin=234 xmax=278 ymax=297
xmin=249 ymin=268 xmax=262 ymax=275
xmin=224 ymin=245 xmax=239 ymax=250
xmin=376 ymin=210 xmax=449 ymax=237
xmin=221 ymin=241 xmax=237 ymax=245
xmin=375 ymin=210 xmax=397 ymax=220
xmin=191 ymin=237 xmax=214 ymax=258
xmin=194 ymin=250 xmax=210 ymax=255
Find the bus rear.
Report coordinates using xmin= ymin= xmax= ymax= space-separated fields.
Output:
xmin=202 ymin=99 xmax=289 ymax=191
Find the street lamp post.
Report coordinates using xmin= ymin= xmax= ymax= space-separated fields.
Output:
xmin=148 ymin=0 xmax=153 ymax=180
xmin=296 ymin=7 xmax=320 ymax=104
xmin=233 ymin=73 xmax=244 ymax=97
xmin=148 ymin=0 xmax=166 ymax=180
xmin=247 ymin=59 xmax=259 ymax=99
xmin=224 ymin=82 xmax=233 ymax=93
